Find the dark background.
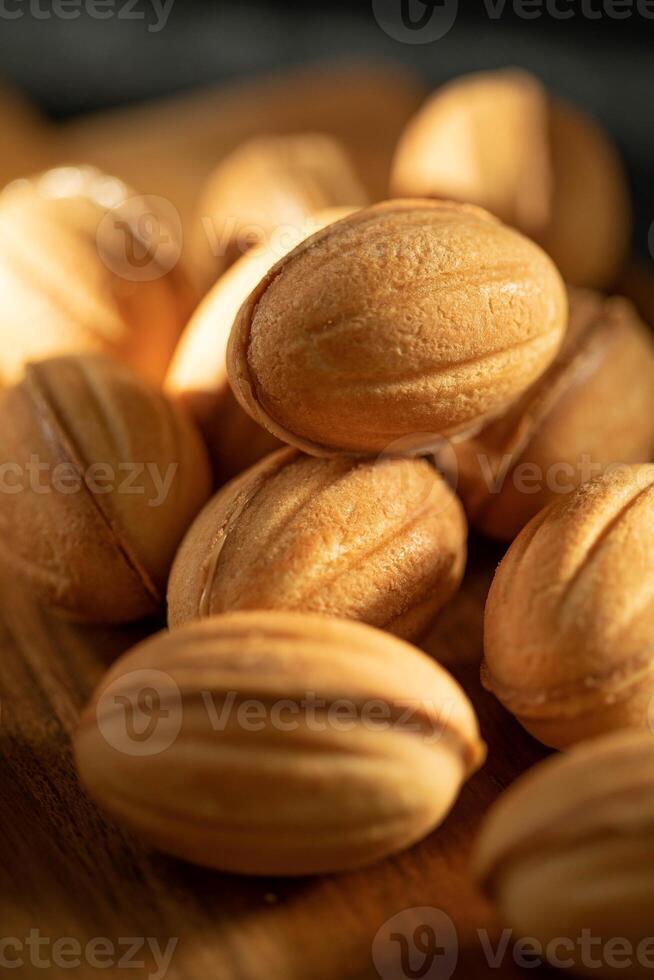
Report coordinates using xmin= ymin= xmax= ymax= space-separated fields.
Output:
xmin=1 ymin=0 xmax=653 ymax=252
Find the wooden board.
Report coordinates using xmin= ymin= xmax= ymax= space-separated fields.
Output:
xmin=0 ymin=537 xmax=557 ymax=980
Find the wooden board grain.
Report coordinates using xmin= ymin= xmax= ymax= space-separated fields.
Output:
xmin=0 ymin=538 xmax=558 ymax=980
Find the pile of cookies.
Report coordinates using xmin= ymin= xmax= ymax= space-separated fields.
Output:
xmin=2 ymin=66 xmax=653 ymax=978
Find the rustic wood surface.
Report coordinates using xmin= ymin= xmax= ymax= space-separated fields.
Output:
xmin=0 ymin=536 xmax=559 ymax=980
